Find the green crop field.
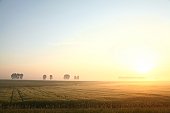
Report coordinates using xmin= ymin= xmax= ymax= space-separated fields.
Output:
xmin=0 ymin=80 xmax=170 ymax=113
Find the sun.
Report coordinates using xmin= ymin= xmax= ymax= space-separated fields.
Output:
xmin=132 ymin=55 xmax=155 ymax=74
xmin=118 ymin=47 xmax=159 ymax=74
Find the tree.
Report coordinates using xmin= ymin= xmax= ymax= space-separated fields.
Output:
xmin=77 ymin=76 xmax=79 ymax=80
xmin=50 ymin=75 xmax=53 ymax=80
xmin=64 ymin=74 xmax=70 ymax=80
xmin=74 ymin=76 xmax=76 ymax=80
xmin=11 ymin=73 xmax=24 ymax=80
xmin=19 ymin=74 xmax=23 ymax=79
xmin=74 ymin=76 xmax=79 ymax=80
xmin=43 ymin=75 xmax=47 ymax=80
xmin=11 ymin=73 xmax=16 ymax=79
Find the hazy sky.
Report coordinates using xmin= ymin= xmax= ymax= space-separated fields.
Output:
xmin=0 ymin=0 xmax=170 ymax=80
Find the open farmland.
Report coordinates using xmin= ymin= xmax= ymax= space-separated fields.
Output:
xmin=0 ymin=80 xmax=170 ymax=113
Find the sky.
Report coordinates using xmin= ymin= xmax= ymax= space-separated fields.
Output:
xmin=0 ymin=0 xmax=170 ymax=81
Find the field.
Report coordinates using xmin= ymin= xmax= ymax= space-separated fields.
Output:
xmin=0 ymin=80 xmax=170 ymax=113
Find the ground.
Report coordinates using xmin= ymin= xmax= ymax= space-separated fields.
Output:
xmin=0 ymin=80 xmax=170 ymax=113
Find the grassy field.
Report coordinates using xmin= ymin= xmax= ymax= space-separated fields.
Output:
xmin=0 ymin=80 xmax=170 ymax=113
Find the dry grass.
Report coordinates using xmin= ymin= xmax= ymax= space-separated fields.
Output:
xmin=0 ymin=80 xmax=170 ymax=112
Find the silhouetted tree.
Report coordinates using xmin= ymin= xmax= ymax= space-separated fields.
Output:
xmin=19 ymin=74 xmax=23 ymax=79
xmin=50 ymin=75 xmax=53 ymax=80
xmin=11 ymin=73 xmax=16 ymax=79
xmin=11 ymin=73 xmax=24 ymax=80
xmin=74 ymin=76 xmax=76 ymax=80
xmin=77 ymin=76 xmax=79 ymax=80
xmin=64 ymin=74 xmax=70 ymax=80
xmin=43 ymin=75 xmax=47 ymax=80
xmin=74 ymin=75 xmax=79 ymax=80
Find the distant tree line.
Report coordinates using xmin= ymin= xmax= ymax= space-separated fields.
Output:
xmin=74 ymin=76 xmax=79 ymax=80
xmin=43 ymin=74 xmax=79 ymax=80
xmin=64 ymin=74 xmax=70 ymax=80
xmin=10 ymin=73 xmax=79 ymax=80
xmin=11 ymin=73 xmax=23 ymax=79
xmin=43 ymin=75 xmax=53 ymax=80
xmin=63 ymin=74 xmax=79 ymax=80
